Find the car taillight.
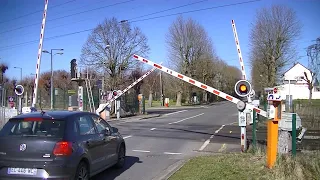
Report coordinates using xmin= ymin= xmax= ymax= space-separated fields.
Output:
xmin=53 ymin=141 xmax=72 ymax=156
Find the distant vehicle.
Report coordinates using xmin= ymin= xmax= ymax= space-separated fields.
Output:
xmin=0 ymin=111 xmax=126 ymax=180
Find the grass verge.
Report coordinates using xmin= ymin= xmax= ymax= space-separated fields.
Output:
xmin=169 ymin=150 xmax=320 ymax=180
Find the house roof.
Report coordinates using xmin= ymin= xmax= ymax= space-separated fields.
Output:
xmin=282 ymin=62 xmax=311 ymax=76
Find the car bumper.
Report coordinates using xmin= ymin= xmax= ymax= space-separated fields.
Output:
xmin=0 ymin=161 xmax=76 ymax=180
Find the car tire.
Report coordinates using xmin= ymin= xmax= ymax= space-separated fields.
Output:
xmin=74 ymin=161 xmax=90 ymax=180
xmin=114 ymin=144 xmax=125 ymax=169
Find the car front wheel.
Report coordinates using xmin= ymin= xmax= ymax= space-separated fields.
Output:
xmin=114 ymin=144 xmax=125 ymax=169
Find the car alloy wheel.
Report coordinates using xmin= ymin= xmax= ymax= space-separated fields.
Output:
xmin=76 ymin=162 xmax=89 ymax=180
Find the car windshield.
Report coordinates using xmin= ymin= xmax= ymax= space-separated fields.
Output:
xmin=0 ymin=118 xmax=65 ymax=138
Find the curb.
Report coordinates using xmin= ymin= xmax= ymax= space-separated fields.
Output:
xmin=107 ymin=114 xmax=161 ymax=122
xmin=152 ymin=159 xmax=187 ymax=180
xmin=139 ymin=114 xmax=161 ymax=119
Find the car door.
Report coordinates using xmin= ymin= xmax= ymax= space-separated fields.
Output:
xmin=75 ymin=115 xmax=105 ymax=173
xmin=91 ymin=115 xmax=118 ymax=165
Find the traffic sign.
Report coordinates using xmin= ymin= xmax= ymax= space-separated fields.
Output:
xmin=8 ymin=96 xmax=14 ymax=102
xmin=238 ymin=111 xmax=246 ymax=126
xmin=68 ymin=90 xmax=76 ymax=94
xmin=267 ymin=93 xmax=281 ymax=101
xmin=273 ymin=88 xmax=278 ymax=94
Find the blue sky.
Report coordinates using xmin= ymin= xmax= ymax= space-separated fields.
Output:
xmin=0 ymin=0 xmax=319 ymax=82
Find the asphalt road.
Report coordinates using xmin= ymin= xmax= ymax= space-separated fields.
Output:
xmin=145 ymin=105 xmax=209 ymax=115
xmin=92 ymin=102 xmax=253 ymax=180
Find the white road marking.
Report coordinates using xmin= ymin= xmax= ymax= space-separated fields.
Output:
xmin=168 ymin=113 xmax=204 ymax=125
xmin=215 ymin=125 xmax=225 ymax=134
xmin=164 ymin=152 xmax=182 ymax=155
xmin=132 ymin=150 xmax=150 ymax=153
xmin=164 ymin=110 xmax=188 ymax=116
xmin=123 ymin=135 xmax=132 ymax=139
xmin=199 ymin=139 xmax=210 ymax=151
xmin=150 ymin=128 xmax=157 ymax=131
xmin=198 ymin=124 xmax=226 ymax=151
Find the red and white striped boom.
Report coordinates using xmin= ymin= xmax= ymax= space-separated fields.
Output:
xmin=32 ymin=0 xmax=49 ymax=107
xmin=133 ymin=54 xmax=267 ymax=117
xmin=96 ymin=66 xmax=158 ymax=114
xmin=231 ymin=20 xmax=247 ymax=80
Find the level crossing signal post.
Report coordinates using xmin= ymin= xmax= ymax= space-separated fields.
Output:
xmin=70 ymin=59 xmax=85 ymax=111
xmin=234 ymin=80 xmax=254 ymax=152
xmin=14 ymin=85 xmax=24 ymax=114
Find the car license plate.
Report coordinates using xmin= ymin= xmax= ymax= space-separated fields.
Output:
xmin=7 ymin=168 xmax=37 ymax=175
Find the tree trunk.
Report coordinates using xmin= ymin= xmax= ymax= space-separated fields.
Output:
xmin=148 ymin=90 xmax=153 ymax=107
xmin=309 ymin=88 xmax=312 ymax=103
xmin=176 ymin=91 xmax=182 ymax=106
xmin=203 ymin=91 xmax=207 ymax=103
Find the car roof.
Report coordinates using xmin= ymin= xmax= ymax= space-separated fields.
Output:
xmin=12 ymin=110 xmax=94 ymax=120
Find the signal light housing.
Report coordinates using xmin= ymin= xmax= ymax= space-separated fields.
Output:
xmin=112 ymin=90 xmax=118 ymax=97
xmin=234 ymin=80 xmax=252 ymax=97
xmin=14 ymin=85 xmax=24 ymax=96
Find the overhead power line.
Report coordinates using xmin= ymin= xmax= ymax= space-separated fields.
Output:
xmin=0 ymin=0 xmax=77 ymax=24
xmin=0 ymin=0 xmax=261 ymax=51
xmin=0 ymin=0 xmax=135 ymax=35
xmin=126 ymin=0 xmax=209 ymax=21
xmin=0 ymin=0 xmax=207 ymax=41
xmin=127 ymin=0 xmax=261 ymax=23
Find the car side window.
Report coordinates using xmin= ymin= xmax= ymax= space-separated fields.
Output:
xmin=77 ymin=115 xmax=96 ymax=135
xmin=91 ymin=115 xmax=111 ymax=134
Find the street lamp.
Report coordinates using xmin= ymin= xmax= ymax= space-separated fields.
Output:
xmin=42 ymin=48 xmax=64 ymax=110
xmin=14 ymin=67 xmax=22 ymax=82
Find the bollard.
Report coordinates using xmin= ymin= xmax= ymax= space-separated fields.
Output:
xmin=292 ymin=113 xmax=297 ymax=157
xmin=252 ymin=109 xmax=257 ymax=150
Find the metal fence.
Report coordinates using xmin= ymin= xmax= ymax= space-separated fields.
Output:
xmin=0 ymin=107 xmax=18 ymax=130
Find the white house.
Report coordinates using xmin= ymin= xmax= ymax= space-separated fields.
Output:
xmin=277 ymin=63 xmax=320 ymax=100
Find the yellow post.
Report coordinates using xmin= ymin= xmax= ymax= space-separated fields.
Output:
xmin=267 ymin=101 xmax=280 ymax=169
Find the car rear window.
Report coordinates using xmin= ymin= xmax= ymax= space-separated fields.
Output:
xmin=0 ymin=118 xmax=65 ymax=138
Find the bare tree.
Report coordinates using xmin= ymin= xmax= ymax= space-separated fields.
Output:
xmin=250 ymin=5 xmax=301 ymax=88
xmin=166 ymin=16 xmax=215 ymax=105
xmin=305 ymin=37 xmax=320 ymax=100
xmin=141 ymin=70 xmax=160 ymax=107
xmin=80 ymin=17 xmax=149 ymax=91
xmin=0 ymin=62 xmax=8 ymax=84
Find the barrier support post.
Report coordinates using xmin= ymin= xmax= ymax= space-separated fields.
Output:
xmin=292 ymin=113 xmax=297 ymax=157
xmin=252 ymin=109 xmax=257 ymax=150
xmin=267 ymin=101 xmax=281 ymax=169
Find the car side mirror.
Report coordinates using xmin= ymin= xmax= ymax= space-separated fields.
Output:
xmin=102 ymin=128 xmax=111 ymax=136
xmin=112 ymin=127 xmax=118 ymax=133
